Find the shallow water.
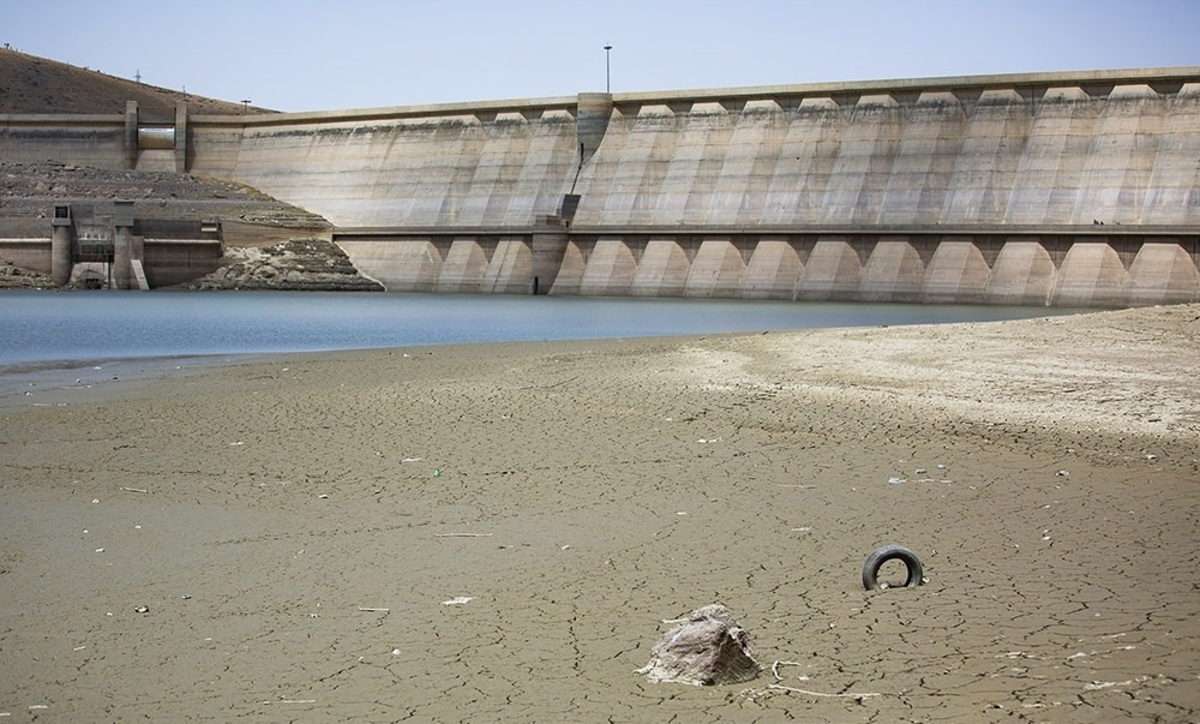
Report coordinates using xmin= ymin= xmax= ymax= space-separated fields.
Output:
xmin=1 ymin=290 xmax=1071 ymax=371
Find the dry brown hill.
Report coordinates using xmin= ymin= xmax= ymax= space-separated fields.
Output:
xmin=0 ymin=48 xmax=275 ymax=115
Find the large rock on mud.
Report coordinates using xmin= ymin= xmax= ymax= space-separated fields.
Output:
xmin=636 ymin=604 xmax=761 ymax=686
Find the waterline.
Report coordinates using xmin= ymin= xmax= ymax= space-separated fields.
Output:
xmin=3 ymin=290 xmax=1072 ymax=369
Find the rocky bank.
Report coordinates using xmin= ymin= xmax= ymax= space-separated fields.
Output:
xmin=173 ymin=238 xmax=383 ymax=292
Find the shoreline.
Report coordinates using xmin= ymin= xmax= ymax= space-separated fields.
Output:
xmin=1 ymin=304 xmax=1197 ymax=721
xmin=0 ymin=352 xmax=283 ymax=408
xmin=0 ymin=290 xmax=1086 ymax=412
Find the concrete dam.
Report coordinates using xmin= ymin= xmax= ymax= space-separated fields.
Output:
xmin=3 ymin=67 xmax=1200 ymax=306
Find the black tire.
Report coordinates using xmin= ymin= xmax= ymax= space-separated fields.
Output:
xmin=862 ymin=544 xmax=924 ymax=590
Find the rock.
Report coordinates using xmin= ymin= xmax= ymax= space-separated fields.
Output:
xmin=0 ymin=260 xmax=55 ymax=288
xmin=177 ymin=238 xmax=384 ymax=292
xmin=635 ymin=604 xmax=761 ymax=686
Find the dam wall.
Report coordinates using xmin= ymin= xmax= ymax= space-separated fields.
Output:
xmin=3 ymin=68 xmax=1199 ymax=305
xmin=568 ymin=81 xmax=1200 ymax=228
xmin=546 ymin=234 xmax=1199 ymax=307
xmin=0 ymin=114 xmax=126 ymax=167
xmin=0 ymin=102 xmax=187 ymax=171
xmin=189 ymin=99 xmax=582 ymax=229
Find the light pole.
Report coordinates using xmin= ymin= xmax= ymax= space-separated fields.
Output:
xmin=604 ymin=44 xmax=612 ymax=94
xmin=241 ymin=99 xmax=251 ymax=114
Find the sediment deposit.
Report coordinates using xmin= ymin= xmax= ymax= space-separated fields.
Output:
xmin=0 ymin=304 xmax=1197 ymax=721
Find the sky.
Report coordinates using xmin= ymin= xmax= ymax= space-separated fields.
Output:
xmin=3 ymin=0 xmax=1197 ymax=113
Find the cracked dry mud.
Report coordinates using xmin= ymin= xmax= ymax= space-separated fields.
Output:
xmin=0 ymin=304 xmax=1197 ymax=722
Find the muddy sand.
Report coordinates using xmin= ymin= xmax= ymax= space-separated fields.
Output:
xmin=1 ymin=304 xmax=1197 ymax=722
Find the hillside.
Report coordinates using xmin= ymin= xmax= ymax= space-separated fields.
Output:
xmin=0 ymin=48 xmax=274 ymax=115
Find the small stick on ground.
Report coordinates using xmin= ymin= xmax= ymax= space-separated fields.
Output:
xmin=768 ymin=684 xmax=880 ymax=700
xmin=771 ymin=660 xmax=806 ymax=680
xmin=120 ymin=487 xmax=149 ymax=494
xmin=433 ymin=533 xmax=493 ymax=538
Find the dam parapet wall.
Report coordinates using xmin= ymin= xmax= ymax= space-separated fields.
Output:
xmin=3 ymin=68 xmax=1199 ymax=304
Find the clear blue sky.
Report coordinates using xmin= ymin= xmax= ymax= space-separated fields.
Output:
xmin=3 ymin=0 xmax=1197 ymax=112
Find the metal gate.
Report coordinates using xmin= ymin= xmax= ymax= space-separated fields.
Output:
xmin=74 ymin=229 xmax=113 ymax=263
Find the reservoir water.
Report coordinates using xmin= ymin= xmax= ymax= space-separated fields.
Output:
xmin=2 ymin=290 xmax=1069 ymax=373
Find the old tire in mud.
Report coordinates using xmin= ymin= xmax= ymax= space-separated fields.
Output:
xmin=862 ymin=544 xmax=924 ymax=590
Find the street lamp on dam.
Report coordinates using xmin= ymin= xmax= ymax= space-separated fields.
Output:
xmin=604 ymin=44 xmax=612 ymax=94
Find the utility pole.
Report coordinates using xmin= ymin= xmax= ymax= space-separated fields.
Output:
xmin=604 ymin=44 xmax=612 ymax=94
